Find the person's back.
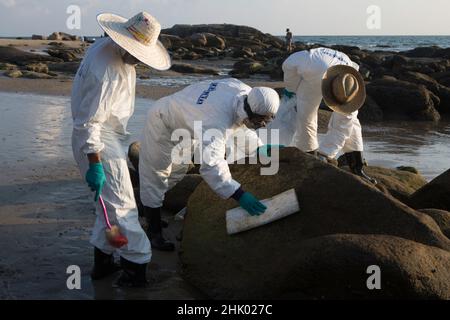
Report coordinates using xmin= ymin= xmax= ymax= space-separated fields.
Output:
xmin=282 ymin=47 xmax=357 ymax=92
xmin=71 ymin=37 xmax=136 ymax=142
xmin=152 ymin=78 xmax=251 ymax=135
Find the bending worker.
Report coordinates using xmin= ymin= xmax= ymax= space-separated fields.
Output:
xmin=71 ymin=12 xmax=171 ymax=287
xmin=139 ymin=78 xmax=280 ymax=250
xmin=282 ymin=47 xmax=376 ymax=184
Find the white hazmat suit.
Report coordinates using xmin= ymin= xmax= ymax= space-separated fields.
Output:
xmin=71 ymin=37 xmax=151 ymax=264
xmin=139 ymin=78 xmax=278 ymax=208
xmin=282 ymin=47 xmax=364 ymax=158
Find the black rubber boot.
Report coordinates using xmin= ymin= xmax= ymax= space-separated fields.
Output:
xmin=144 ymin=206 xmax=175 ymax=252
xmin=115 ymin=257 xmax=148 ymax=288
xmin=91 ymin=247 xmax=121 ymax=280
xmin=345 ymin=151 xmax=377 ymax=185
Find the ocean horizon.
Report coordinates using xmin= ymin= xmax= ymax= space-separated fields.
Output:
xmin=3 ymin=35 xmax=450 ymax=52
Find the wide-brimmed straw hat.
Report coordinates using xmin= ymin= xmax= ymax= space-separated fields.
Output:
xmin=97 ymin=11 xmax=171 ymax=70
xmin=321 ymin=65 xmax=366 ymax=114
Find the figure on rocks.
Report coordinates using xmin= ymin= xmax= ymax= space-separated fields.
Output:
xmin=282 ymin=47 xmax=376 ymax=184
xmin=71 ymin=11 xmax=171 ymax=287
xmin=138 ymin=78 xmax=280 ymax=251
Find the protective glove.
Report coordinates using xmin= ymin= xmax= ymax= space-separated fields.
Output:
xmin=85 ymin=162 xmax=106 ymax=201
xmin=239 ymin=192 xmax=267 ymax=216
xmin=282 ymin=88 xmax=295 ymax=99
xmin=257 ymin=144 xmax=285 ymax=157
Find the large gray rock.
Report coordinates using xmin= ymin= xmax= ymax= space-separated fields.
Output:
xmin=358 ymin=95 xmax=384 ymax=122
xmin=420 ymin=209 xmax=450 ymax=239
xmin=396 ymin=71 xmax=450 ymax=115
xmin=276 ymin=234 xmax=450 ymax=299
xmin=31 ymin=34 xmax=46 ymax=40
xmin=409 ymin=169 xmax=450 ymax=211
xmin=26 ymin=63 xmax=48 ymax=74
xmin=366 ymin=78 xmax=441 ymax=121
xmin=180 ymin=147 xmax=450 ymax=299
xmin=0 ymin=46 xmax=62 ymax=65
xmin=170 ymin=63 xmax=219 ymax=75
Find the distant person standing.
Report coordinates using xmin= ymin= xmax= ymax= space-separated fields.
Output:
xmin=285 ymin=28 xmax=293 ymax=53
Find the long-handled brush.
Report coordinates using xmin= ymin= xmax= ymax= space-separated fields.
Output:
xmin=99 ymin=196 xmax=128 ymax=248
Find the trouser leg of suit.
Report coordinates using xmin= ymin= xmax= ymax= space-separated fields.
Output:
xmin=292 ymin=77 xmax=323 ymax=152
xmin=139 ymin=119 xmax=191 ymax=209
xmin=319 ymin=111 xmax=364 ymax=159
xmin=72 ymin=131 xmax=151 ymax=265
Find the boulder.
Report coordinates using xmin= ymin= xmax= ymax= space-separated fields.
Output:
xmin=26 ymin=63 xmax=48 ymax=74
xmin=0 ymin=46 xmax=62 ymax=65
xmin=409 ymin=169 xmax=450 ymax=211
xmin=189 ymin=33 xmax=207 ymax=47
xmin=231 ymin=47 xmax=255 ymax=59
xmin=0 ymin=63 xmax=17 ymax=71
xmin=203 ymin=33 xmax=226 ymax=50
xmin=4 ymin=70 xmax=22 ymax=78
xmin=48 ymin=32 xmax=79 ymax=41
xmin=170 ymin=63 xmax=219 ymax=75
xmin=47 ymin=32 xmax=62 ymax=41
xmin=159 ymin=34 xmax=193 ymax=50
xmin=31 ymin=34 xmax=46 ymax=40
xmin=431 ymin=70 xmax=450 ymax=87
xmin=358 ymin=95 xmax=384 ymax=122
xmin=363 ymin=166 xmax=427 ymax=203
xmin=47 ymin=62 xmax=80 ymax=74
xmin=46 ymin=49 xmax=78 ymax=62
xmin=21 ymin=71 xmax=53 ymax=79
xmin=277 ymin=234 xmax=450 ymax=299
xmin=264 ymin=49 xmax=283 ymax=59
xmin=404 ymin=46 xmax=441 ymax=58
xmin=230 ymin=60 xmax=263 ymax=75
xmin=180 ymin=148 xmax=450 ymax=299
xmin=366 ymin=78 xmax=441 ymax=121
xmin=420 ymin=209 xmax=450 ymax=239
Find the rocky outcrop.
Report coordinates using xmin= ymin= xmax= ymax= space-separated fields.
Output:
xmin=48 ymin=32 xmax=79 ymax=41
xmin=26 ymin=63 xmax=48 ymax=74
xmin=5 ymin=70 xmax=23 ymax=78
xmin=366 ymin=78 xmax=441 ymax=121
xmin=31 ymin=34 xmax=47 ymax=40
xmin=180 ymin=147 xmax=450 ymax=299
xmin=409 ymin=169 xmax=450 ymax=211
xmin=170 ymin=63 xmax=220 ymax=75
xmin=0 ymin=46 xmax=62 ymax=65
xmin=420 ymin=209 xmax=450 ymax=239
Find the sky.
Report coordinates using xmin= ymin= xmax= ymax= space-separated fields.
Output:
xmin=0 ymin=0 xmax=449 ymax=37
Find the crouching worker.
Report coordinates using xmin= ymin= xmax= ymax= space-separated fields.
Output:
xmin=139 ymin=79 xmax=280 ymax=251
xmin=71 ymin=12 xmax=171 ymax=287
xmin=282 ymin=47 xmax=376 ymax=184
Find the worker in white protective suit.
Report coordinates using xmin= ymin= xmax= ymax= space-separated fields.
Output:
xmin=138 ymin=79 xmax=281 ymax=250
xmin=71 ymin=11 xmax=171 ymax=287
xmin=282 ymin=47 xmax=376 ymax=184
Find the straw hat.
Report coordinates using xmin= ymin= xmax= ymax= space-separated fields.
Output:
xmin=321 ymin=65 xmax=366 ymax=114
xmin=97 ymin=11 xmax=171 ymax=70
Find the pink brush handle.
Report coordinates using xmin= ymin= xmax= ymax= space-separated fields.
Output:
xmin=99 ymin=196 xmax=112 ymax=230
